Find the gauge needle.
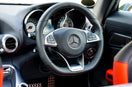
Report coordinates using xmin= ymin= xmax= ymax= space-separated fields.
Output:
xmin=62 ymin=23 xmax=69 ymax=27
xmin=27 ymin=26 xmax=33 ymax=30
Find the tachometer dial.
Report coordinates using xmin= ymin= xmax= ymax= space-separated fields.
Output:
xmin=57 ymin=16 xmax=74 ymax=28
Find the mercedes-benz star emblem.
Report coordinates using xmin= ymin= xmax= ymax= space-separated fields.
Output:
xmin=68 ymin=35 xmax=80 ymax=48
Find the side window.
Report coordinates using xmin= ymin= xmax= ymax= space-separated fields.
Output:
xmin=119 ymin=0 xmax=132 ymax=12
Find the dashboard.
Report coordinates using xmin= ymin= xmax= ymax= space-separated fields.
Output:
xmin=0 ymin=3 xmax=93 ymax=80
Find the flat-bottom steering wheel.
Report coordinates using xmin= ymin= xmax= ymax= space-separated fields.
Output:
xmin=36 ymin=2 xmax=104 ymax=76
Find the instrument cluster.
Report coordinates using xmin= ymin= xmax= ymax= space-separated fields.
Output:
xmin=24 ymin=8 xmax=92 ymax=40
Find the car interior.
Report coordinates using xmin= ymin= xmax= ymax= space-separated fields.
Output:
xmin=0 ymin=0 xmax=132 ymax=87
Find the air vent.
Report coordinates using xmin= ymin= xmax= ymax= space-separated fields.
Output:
xmin=5 ymin=38 xmax=16 ymax=50
xmin=2 ymin=34 xmax=18 ymax=53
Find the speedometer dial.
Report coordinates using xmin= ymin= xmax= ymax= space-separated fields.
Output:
xmin=26 ymin=22 xmax=36 ymax=33
xmin=25 ymin=18 xmax=38 ymax=39
xmin=24 ymin=9 xmax=43 ymax=39
xmin=57 ymin=16 xmax=74 ymax=28
xmin=26 ymin=18 xmax=37 ymax=33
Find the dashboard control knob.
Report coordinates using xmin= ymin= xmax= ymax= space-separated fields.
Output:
xmin=86 ymin=48 xmax=96 ymax=60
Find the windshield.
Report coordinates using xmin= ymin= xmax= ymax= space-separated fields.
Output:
xmin=0 ymin=0 xmax=82 ymax=4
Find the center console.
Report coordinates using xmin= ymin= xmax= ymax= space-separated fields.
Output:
xmin=3 ymin=64 xmax=28 ymax=87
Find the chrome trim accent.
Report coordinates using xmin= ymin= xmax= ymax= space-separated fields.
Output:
xmin=83 ymin=17 xmax=93 ymax=31
xmin=18 ymin=83 xmax=28 ymax=87
xmin=61 ymin=9 xmax=74 ymax=27
xmin=57 ymin=52 xmax=84 ymax=72
xmin=114 ymin=33 xmax=131 ymax=39
xmin=2 ymin=34 xmax=18 ymax=53
xmin=24 ymin=9 xmax=43 ymax=24
xmin=3 ymin=64 xmax=28 ymax=87
xmin=45 ymin=32 xmax=57 ymax=47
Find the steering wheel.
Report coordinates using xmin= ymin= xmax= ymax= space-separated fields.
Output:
xmin=36 ymin=2 xmax=104 ymax=76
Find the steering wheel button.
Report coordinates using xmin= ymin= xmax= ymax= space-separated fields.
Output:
xmin=92 ymin=35 xmax=96 ymax=38
xmin=93 ymin=37 xmax=97 ymax=40
xmin=49 ymin=35 xmax=54 ymax=41
xmin=45 ymin=32 xmax=57 ymax=47
xmin=88 ymin=38 xmax=92 ymax=41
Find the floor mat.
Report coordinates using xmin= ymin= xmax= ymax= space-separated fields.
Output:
xmin=26 ymin=74 xmax=89 ymax=87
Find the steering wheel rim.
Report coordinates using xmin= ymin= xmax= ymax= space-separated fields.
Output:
xmin=36 ymin=2 xmax=104 ymax=76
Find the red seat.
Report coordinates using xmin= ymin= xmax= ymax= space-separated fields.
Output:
xmin=106 ymin=41 xmax=132 ymax=85
xmin=0 ymin=59 xmax=3 ymax=87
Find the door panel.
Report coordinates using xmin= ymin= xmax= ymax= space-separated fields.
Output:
xmin=92 ymin=11 xmax=132 ymax=87
xmin=104 ymin=11 xmax=132 ymax=62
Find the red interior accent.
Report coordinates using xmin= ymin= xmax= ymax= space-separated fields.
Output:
xmin=106 ymin=69 xmax=113 ymax=83
xmin=113 ymin=61 xmax=128 ymax=85
xmin=0 ymin=69 xmax=3 ymax=87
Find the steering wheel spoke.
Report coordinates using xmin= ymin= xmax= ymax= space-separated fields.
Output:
xmin=57 ymin=52 xmax=84 ymax=72
xmin=44 ymin=32 xmax=57 ymax=47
